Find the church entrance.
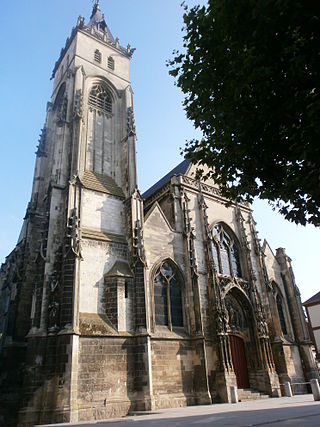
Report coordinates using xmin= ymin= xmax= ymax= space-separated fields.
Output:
xmin=229 ymin=334 xmax=249 ymax=388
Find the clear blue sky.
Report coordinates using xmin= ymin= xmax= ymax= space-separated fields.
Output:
xmin=0 ymin=0 xmax=319 ymax=302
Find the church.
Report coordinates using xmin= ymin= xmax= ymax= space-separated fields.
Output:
xmin=0 ymin=3 xmax=317 ymax=425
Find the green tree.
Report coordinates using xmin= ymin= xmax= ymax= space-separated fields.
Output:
xmin=169 ymin=0 xmax=320 ymax=226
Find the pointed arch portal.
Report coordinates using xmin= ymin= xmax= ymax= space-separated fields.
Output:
xmin=225 ymin=288 xmax=251 ymax=389
xmin=229 ymin=335 xmax=249 ymax=389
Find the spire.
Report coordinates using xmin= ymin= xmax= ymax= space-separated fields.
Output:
xmin=89 ymin=0 xmax=114 ymax=42
xmin=90 ymin=0 xmax=101 ymax=20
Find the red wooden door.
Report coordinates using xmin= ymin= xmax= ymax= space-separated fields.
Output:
xmin=229 ymin=335 xmax=249 ymax=388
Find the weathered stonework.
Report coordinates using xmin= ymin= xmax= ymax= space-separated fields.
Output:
xmin=0 ymin=3 xmax=318 ymax=426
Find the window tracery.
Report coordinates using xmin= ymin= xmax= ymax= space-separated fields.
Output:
xmin=211 ymin=224 xmax=242 ymax=277
xmin=88 ymin=84 xmax=112 ymax=114
xmin=154 ymin=260 xmax=183 ymax=329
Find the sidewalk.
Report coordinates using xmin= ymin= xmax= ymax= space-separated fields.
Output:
xmin=40 ymin=394 xmax=320 ymax=427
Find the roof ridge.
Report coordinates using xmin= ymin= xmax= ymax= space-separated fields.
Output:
xmin=303 ymin=290 xmax=320 ymax=305
xmin=143 ymin=158 xmax=190 ymax=200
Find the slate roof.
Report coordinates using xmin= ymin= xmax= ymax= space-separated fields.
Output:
xmin=303 ymin=291 xmax=320 ymax=306
xmin=81 ymin=170 xmax=124 ymax=198
xmin=143 ymin=159 xmax=190 ymax=200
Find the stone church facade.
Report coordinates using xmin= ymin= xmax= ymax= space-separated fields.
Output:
xmin=0 ymin=3 xmax=318 ymax=426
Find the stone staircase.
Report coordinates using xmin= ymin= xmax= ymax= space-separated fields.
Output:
xmin=237 ymin=388 xmax=270 ymax=401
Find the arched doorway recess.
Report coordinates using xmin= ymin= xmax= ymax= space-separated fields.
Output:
xmin=229 ymin=335 xmax=249 ymax=388
xmin=225 ymin=292 xmax=250 ymax=389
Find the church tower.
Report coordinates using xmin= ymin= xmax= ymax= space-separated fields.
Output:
xmin=1 ymin=2 xmax=318 ymax=426
xmin=0 ymin=3 xmax=148 ymax=425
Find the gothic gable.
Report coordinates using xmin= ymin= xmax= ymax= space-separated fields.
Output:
xmin=144 ymin=202 xmax=173 ymax=233
xmin=185 ymin=162 xmax=218 ymax=188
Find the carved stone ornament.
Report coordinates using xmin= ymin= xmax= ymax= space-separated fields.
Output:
xmin=127 ymin=106 xmax=136 ymax=136
xmin=56 ymin=97 xmax=68 ymax=127
xmin=226 ymin=296 xmax=246 ymax=333
xmin=73 ymin=89 xmax=83 ymax=119
xmin=235 ymin=278 xmax=252 ymax=295
xmin=257 ymin=312 xmax=269 ymax=338
xmin=218 ymin=275 xmax=232 ymax=292
xmin=36 ymin=127 xmax=47 ymax=158
xmin=48 ymin=302 xmax=60 ymax=333
xmin=215 ymin=307 xmax=229 ymax=335
xmin=133 ymin=219 xmax=145 ymax=264
xmin=66 ymin=209 xmax=82 ymax=258
xmin=218 ymin=275 xmax=251 ymax=298
xmin=182 ymin=190 xmax=198 ymax=276
xmin=50 ymin=277 xmax=59 ymax=294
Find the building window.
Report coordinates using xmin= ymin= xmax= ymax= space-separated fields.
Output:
xmin=94 ymin=49 xmax=102 ymax=63
xmin=211 ymin=224 xmax=242 ymax=277
xmin=88 ymin=84 xmax=112 ymax=114
xmin=53 ymin=82 xmax=66 ymax=111
xmin=107 ymin=56 xmax=115 ymax=70
xmin=154 ymin=260 xmax=183 ymax=329
xmin=276 ymin=294 xmax=288 ymax=335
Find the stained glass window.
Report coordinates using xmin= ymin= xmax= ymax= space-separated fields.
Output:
xmin=154 ymin=261 xmax=183 ymax=328
xmin=211 ymin=224 xmax=242 ymax=278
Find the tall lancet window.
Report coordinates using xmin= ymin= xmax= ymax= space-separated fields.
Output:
xmin=154 ymin=260 xmax=183 ymax=329
xmin=276 ymin=294 xmax=288 ymax=335
xmin=86 ymin=83 xmax=114 ymax=175
xmin=211 ymin=224 xmax=242 ymax=277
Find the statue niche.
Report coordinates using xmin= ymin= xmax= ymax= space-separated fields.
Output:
xmin=225 ymin=294 xmax=246 ymax=334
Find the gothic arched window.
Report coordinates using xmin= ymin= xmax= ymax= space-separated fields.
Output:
xmin=86 ymin=82 xmax=114 ymax=175
xmin=154 ymin=261 xmax=183 ymax=329
xmin=53 ymin=82 xmax=66 ymax=111
xmin=276 ymin=294 xmax=288 ymax=335
xmin=211 ymin=224 xmax=242 ymax=277
xmin=88 ymin=84 xmax=112 ymax=114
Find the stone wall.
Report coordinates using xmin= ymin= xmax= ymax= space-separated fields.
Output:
xmin=151 ymin=337 xmax=211 ymax=409
xmin=77 ymin=336 xmax=147 ymax=421
xmin=151 ymin=338 xmax=194 ymax=408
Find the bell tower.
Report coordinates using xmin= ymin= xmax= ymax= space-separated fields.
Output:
xmin=0 ymin=3 xmax=149 ymax=425
xmin=51 ymin=0 xmax=138 ymax=196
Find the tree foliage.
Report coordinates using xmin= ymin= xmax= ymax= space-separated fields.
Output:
xmin=169 ymin=0 xmax=320 ymax=226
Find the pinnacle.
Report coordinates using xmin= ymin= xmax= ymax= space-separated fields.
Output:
xmin=90 ymin=1 xmax=101 ymax=20
xmin=89 ymin=0 xmax=114 ymax=42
